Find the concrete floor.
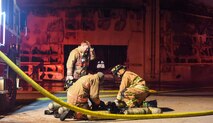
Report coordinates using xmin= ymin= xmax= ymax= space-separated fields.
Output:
xmin=0 ymin=90 xmax=213 ymax=123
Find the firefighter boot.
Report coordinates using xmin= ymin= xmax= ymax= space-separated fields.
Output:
xmin=44 ymin=102 xmax=61 ymax=116
xmin=54 ymin=111 xmax=61 ymax=118
xmin=60 ymin=110 xmax=75 ymax=121
xmin=44 ymin=110 xmax=54 ymax=115
xmin=143 ymin=100 xmax=157 ymax=107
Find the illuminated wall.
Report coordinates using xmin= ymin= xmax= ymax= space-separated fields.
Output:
xmin=20 ymin=7 xmax=147 ymax=81
xmin=19 ymin=0 xmax=213 ymax=88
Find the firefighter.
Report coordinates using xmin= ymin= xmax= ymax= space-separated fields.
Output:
xmin=111 ymin=65 xmax=150 ymax=108
xmin=65 ymin=41 xmax=95 ymax=89
xmin=60 ymin=72 xmax=105 ymax=121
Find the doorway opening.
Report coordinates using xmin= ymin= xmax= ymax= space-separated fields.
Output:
xmin=64 ymin=45 xmax=127 ymax=74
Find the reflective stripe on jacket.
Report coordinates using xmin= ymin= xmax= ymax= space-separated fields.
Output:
xmin=67 ymin=74 xmax=100 ymax=106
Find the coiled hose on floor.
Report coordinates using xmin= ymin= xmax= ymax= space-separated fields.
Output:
xmin=0 ymin=51 xmax=213 ymax=119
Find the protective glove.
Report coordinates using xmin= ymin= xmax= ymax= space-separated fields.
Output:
xmin=114 ymin=99 xmax=126 ymax=108
xmin=90 ymin=104 xmax=99 ymax=111
xmin=64 ymin=75 xmax=74 ymax=90
xmin=89 ymin=48 xmax=95 ymax=60
xmin=91 ymin=100 xmax=107 ymax=111
xmin=90 ymin=47 xmax=94 ymax=52
xmin=114 ymin=99 xmax=120 ymax=106
xmin=66 ymin=75 xmax=73 ymax=81
xmin=98 ymin=100 xmax=107 ymax=110
xmin=116 ymin=95 xmax=122 ymax=101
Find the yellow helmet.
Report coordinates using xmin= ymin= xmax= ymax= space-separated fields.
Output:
xmin=111 ymin=65 xmax=126 ymax=75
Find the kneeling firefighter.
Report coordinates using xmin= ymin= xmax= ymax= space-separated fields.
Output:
xmin=110 ymin=65 xmax=159 ymax=113
xmin=45 ymin=72 xmax=106 ymax=121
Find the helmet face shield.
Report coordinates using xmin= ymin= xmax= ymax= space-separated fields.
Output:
xmin=111 ymin=68 xmax=118 ymax=76
xmin=111 ymin=65 xmax=126 ymax=76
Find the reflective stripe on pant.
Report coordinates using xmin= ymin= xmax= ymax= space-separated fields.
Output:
xmin=123 ymin=85 xmax=149 ymax=108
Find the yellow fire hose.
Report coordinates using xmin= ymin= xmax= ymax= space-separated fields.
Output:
xmin=0 ymin=51 xmax=213 ymax=119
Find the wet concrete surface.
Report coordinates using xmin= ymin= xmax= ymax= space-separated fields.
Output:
xmin=0 ymin=90 xmax=213 ymax=123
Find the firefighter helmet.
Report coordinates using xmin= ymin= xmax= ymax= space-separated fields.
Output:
xmin=97 ymin=72 xmax=104 ymax=84
xmin=111 ymin=65 xmax=126 ymax=75
xmin=97 ymin=72 xmax=104 ymax=80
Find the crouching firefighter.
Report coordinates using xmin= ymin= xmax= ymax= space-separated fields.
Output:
xmin=60 ymin=72 xmax=106 ymax=121
xmin=110 ymin=65 xmax=158 ymax=109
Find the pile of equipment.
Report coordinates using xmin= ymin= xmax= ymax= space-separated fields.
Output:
xmin=44 ymin=99 xmax=162 ymax=121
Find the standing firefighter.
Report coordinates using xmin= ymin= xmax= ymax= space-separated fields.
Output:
xmin=65 ymin=41 xmax=95 ymax=89
xmin=60 ymin=72 xmax=106 ymax=121
xmin=111 ymin=65 xmax=150 ymax=108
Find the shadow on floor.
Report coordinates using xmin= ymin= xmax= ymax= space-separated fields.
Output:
xmin=160 ymin=107 xmax=174 ymax=112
